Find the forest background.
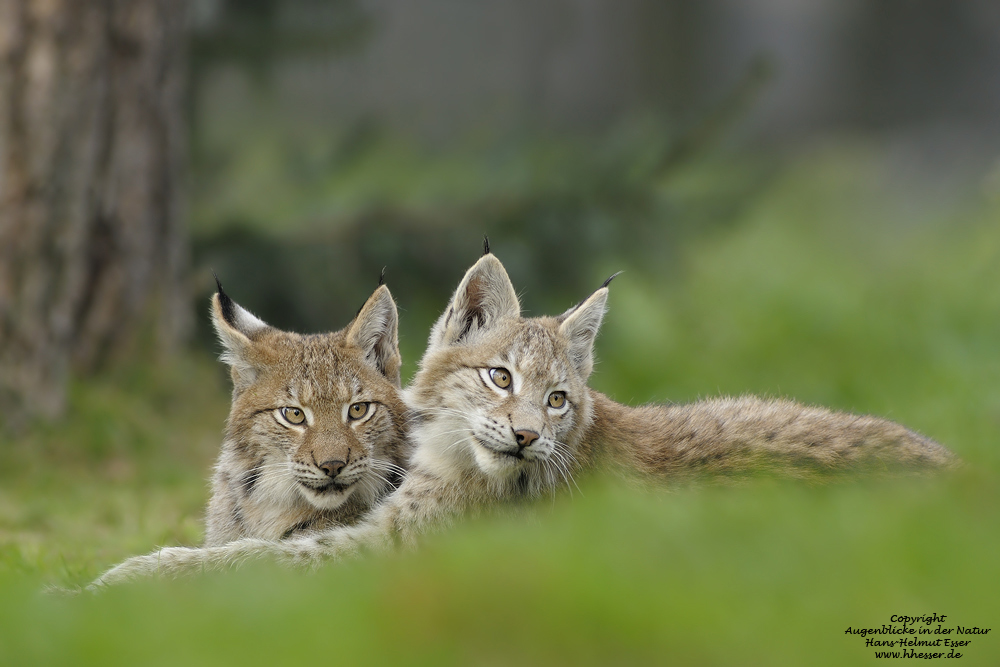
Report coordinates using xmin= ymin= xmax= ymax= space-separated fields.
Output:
xmin=1 ymin=1 xmax=998 ymax=664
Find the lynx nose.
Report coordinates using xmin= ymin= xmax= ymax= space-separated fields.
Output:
xmin=513 ymin=429 xmax=540 ymax=449
xmin=318 ymin=459 xmax=346 ymax=478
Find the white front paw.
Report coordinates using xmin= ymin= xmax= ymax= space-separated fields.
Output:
xmin=88 ymin=546 xmax=204 ymax=589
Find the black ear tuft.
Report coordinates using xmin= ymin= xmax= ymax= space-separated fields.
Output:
xmin=483 ymin=235 xmax=490 ymax=256
xmin=601 ymin=271 xmax=623 ymax=289
xmin=561 ymin=272 xmax=622 ymax=319
xmin=378 ymin=266 xmax=387 ymax=287
xmin=213 ymin=271 xmax=238 ymax=327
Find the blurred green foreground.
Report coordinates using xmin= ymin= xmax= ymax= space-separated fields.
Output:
xmin=1 ymin=147 xmax=998 ymax=665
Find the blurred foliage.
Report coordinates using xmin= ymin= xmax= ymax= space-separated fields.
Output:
xmin=190 ymin=0 xmax=371 ymax=79
xmin=188 ymin=6 xmax=774 ymax=355
xmin=190 ymin=116 xmax=774 ymax=365
xmin=2 ymin=147 xmax=998 ymax=664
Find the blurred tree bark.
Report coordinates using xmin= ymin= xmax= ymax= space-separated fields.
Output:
xmin=0 ymin=0 xmax=189 ymax=427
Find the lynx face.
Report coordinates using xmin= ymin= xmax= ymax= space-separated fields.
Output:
xmin=471 ymin=361 xmax=572 ymax=471
xmin=404 ymin=255 xmax=606 ymax=498
xmin=226 ymin=339 xmax=401 ymax=513
xmin=206 ymin=283 xmax=410 ymax=544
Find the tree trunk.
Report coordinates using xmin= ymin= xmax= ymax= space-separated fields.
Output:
xmin=0 ymin=0 xmax=189 ymax=427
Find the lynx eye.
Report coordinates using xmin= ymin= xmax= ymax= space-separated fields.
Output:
xmin=547 ymin=392 xmax=566 ymax=409
xmin=347 ymin=402 xmax=370 ymax=420
xmin=281 ymin=407 xmax=306 ymax=425
xmin=489 ymin=367 xmax=512 ymax=389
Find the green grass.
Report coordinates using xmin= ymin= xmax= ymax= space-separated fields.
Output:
xmin=0 ymin=355 xmax=228 ymax=583
xmin=1 ymin=478 xmax=996 ymax=665
xmin=2 ymin=147 xmax=998 ymax=665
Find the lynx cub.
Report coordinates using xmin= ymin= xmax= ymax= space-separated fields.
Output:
xmin=202 ymin=280 xmax=411 ymax=544
xmin=94 ymin=279 xmax=410 ymax=582
xmin=88 ymin=253 xmax=954 ymax=585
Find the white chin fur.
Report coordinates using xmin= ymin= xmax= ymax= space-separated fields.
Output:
xmin=472 ymin=442 xmax=523 ymax=479
xmin=298 ymin=484 xmax=354 ymax=510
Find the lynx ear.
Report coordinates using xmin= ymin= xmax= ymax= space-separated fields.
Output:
xmin=211 ymin=278 xmax=271 ymax=390
xmin=557 ymin=286 xmax=609 ymax=378
xmin=345 ymin=285 xmax=402 ymax=387
xmin=430 ymin=253 xmax=520 ymax=348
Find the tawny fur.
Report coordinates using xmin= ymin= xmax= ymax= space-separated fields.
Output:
xmin=88 ymin=255 xmax=955 ymax=587
xmin=587 ymin=392 xmax=954 ymax=479
xmin=203 ymin=283 xmax=411 ymax=545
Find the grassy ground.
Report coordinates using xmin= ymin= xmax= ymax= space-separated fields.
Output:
xmin=1 ymin=147 xmax=998 ymax=665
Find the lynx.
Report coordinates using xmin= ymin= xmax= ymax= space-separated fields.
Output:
xmin=93 ymin=278 xmax=409 ymax=580
xmin=201 ymin=279 xmax=411 ymax=544
xmin=88 ymin=252 xmax=954 ymax=586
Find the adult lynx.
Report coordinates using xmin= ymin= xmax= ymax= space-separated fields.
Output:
xmin=89 ymin=253 xmax=953 ymax=586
